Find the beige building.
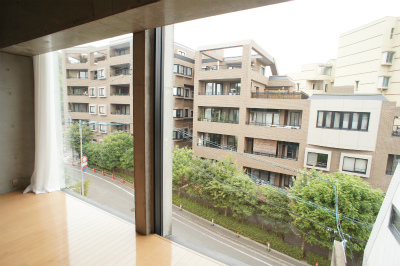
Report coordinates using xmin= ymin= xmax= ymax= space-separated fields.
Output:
xmin=193 ymin=40 xmax=308 ymax=188
xmin=62 ymin=37 xmax=134 ymax=142
xmin=172 ymin=43 xmax=195 ymax=148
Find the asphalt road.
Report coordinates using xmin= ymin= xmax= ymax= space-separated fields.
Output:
xmin=64 ymin=165 xmax=306 ymax=266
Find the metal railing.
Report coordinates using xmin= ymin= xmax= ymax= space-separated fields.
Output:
xmin=197 ymin=142 xmax=237 ymax=152
xmin=67 ymin=92 xmax=88 ymax=96
xmin=251 ymin=91 xmax=309 ymax=99
xmin=201 ymin=64 xmax=242 ymax=71
xmin=198 ymin=91 xmax=240 ymax=96
xmin=246 ymin=121 xmax=301 ymax=129
xmin=110 ymin=112 xmax=130 ymax=115
xmin=67 ymin=76 xmax=88 ymax=79
xmin=244 ymin=150 xmax=298 ymax=161
xmin=198 ymin=118 xmax=239 ymax=124
xmin=111 ymin=93 xmax=130 ymax=96
xmin=110 ymin=73 xmax=130 ymax=77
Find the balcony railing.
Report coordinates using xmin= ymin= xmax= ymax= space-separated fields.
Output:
xmin=198 ymin=91 xmax=240 ymax=96
xmin=69 ymin=110 xmax=88 ymax=113
xmin=198 ymin=118 xmax=239 ymax=124
xmin=111 ymin=93 xmax=130 ymax=96
xmin=67 ymin=76 xmax=88 ymax=79
xmin=251 ymin=91 xmax=309 ymax=99
xmin=68 ymin=92 xmax=88 ymax=96
xmin=110 ymin=112 xmax=130 ymax=115
xmin=201 ymin=64 xmax=242 ymax=71
xmin=246 ymin=121 xmax=301 ymax=129
xmin=110 ymin=73 xmax=130 ymax=77
xmin=244 ymin=150 xmax=298 ymax=161
xmin=197 ymin=142 xmax=237 ymax=152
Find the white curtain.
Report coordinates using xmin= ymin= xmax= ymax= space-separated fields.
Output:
xmin=24 ymin=52 xmax=64 ymax=194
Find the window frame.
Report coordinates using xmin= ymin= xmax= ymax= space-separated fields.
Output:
xmin=98 ymin=105 xmax=107 ymax=116
xmin=98 ymin=87 xmax=106 ymax=97
xmin=97 ymin=68 xmax=106 ymax=79
xmin=89 ymin=121 xmax=97 ymax=131
xmin=389 ymin=205 xmax=400 ymax=245
xmin=99 ymin=123 xmax=107 ymax=133
xmin=89 ymin=87 xmax=96 ymax=97
xmin=89 ymin=104 xmax=97 ymax=115
xmin=304 ymin=148 xmax=331 ymax=171
xmin=316 ymin=110 xmax=370 ymax=131
xmin=339 ymin=153 xmax=372 ymax=178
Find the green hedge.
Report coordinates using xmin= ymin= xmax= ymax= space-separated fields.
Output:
xmin=173 ymin=192 xmax=303 ymax=260
xmin=306 ymin=252 xmax=330 ymax=266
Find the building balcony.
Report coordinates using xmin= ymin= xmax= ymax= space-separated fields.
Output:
xmin=197 ymin=142 xmax=237 ymax=152
xmin=244 ymin=150 xmax=298 ymax=161
xmin=201 ymin=64 xmax=242 ymax=71
xmin=246 ymin=121 xmax=301 ymax=129
xmin=197 ymin=118 xmax=239 ymax=124
xmin=198 ymin=91 xmax=240 ymax=96
xmin=251 ymin=91 xmax=308 ymax=99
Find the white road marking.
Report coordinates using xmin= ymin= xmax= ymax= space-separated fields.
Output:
xmin=172 ymin=217 xmax=277 ymax=266
xmin=66 ymin=166 xmax=135 ymax=197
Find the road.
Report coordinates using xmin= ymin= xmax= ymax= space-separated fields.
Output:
xmin=64 ymin=165 xmax=307 ymax=266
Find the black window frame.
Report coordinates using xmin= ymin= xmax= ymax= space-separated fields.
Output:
xmin=173 ymin=109 xmax=183 ymax=118
xmin=307 ymin=152 xmax=328 ymax=169
xmin=342 ymin=156 xmax=368 ymax=174
xmin=316 ymin=111 xmax=370 ymax=131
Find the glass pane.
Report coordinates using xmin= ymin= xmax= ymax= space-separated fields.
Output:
xmin=361 ymin=114 xmax=369 ymax=130
xmin=352 ymin=113 xmax=359 ymax=129
xmin=316 ymin=153 xmax=328 ymax=168
xmin=343 ymin=157 xmax=355 ymax=172
xmin=307 ymin=152 xmax=318 ymax=166
xmin=343 ymin=113 xmax=350 ymax=128
xmin=333 ymin=112 xmax=340 ymax=128
xmin=265 ymin=113 xmax=273 ymax=125
xmin=317 ymin=111 xmax=324 ymax=127
xmin=273 ymin=113 xmax=280 ymax=125
xmin=325 ymin=112 xmax=332 ymax=128
xmin=355 ymin=159 xmax=367 ymax=173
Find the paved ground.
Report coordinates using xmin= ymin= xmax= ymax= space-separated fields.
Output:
xmin=64 ymin=164 xmax=308 ymax=266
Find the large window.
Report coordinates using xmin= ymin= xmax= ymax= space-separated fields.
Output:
xmin=307 ymin=152 xmax=328 ymax=169
xmin=173 ymin=64 xmax=192 ymax=76
xmin=204 ymin=83 xmax=223 ymax=95
xmin=342 ymin=156 xmax=368 ymax=174
xmin=378 ymin=76 xmax=390 ymax=88
xmin=316 ymin=111 xmax=370 ymax=131
xmin=173 ymin=109 xmax=183 ymax=118
xmin=250 ymin=109 xmax=280 ymax=126
xmin=290 ymin=112 xmax=300 ymax=126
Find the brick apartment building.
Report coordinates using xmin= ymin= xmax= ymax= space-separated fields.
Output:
xmin=192 ymin=40 xmax=400 ymax=192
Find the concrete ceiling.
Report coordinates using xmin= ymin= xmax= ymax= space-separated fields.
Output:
xmin=0 ymin=0 xmax=290 ymax=56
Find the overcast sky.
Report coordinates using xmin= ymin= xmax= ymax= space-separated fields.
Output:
xmin=174 ymin=0 xmax=400 ymax=75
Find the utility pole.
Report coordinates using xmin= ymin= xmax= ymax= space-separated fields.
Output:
xmin=79 ymin=119 xmax=84 ymax=196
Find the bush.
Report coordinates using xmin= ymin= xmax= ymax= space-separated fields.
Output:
xmin=306 ymin=252 xmax=330 ymax=266
xmin=173 ymin=192 xmax=303 ymax=260
xmin=69 ymin=179 xmax=91 ymax=196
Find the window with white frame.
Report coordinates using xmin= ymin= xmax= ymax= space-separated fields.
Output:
xmin=89 ymin=122 xmax=97 ymax=131
xmin=98 ymin=68 xmax=106 ymax=79
xmin=390 ymin=28 xmax=395 ymax=39
xmin=98 ymin=87 xmax=106 ymax=97
xmin=99 ymin=105 xmax=106 ymax=115
xmin=89 ymin=87 xmax=96 ymax=97
xmin=99 ymin=123 xmax=107 ymax=133
xmin=382 ymin=52 xmax=395 ymax=65
xmin=89 ymin=104 xmax=96 ymax=114
xmin=342 ymin=156 xmax=368 ymax=174
xmin=173 ymin=87 xmax=184 ymax=96
xmin=260 ymin=66 xmax=265 ymax=76
xmin=178 ymin=50 xmax=186 ymax=56
xmin=378 ymin=76 xmax=390 ymax=88
xmin=305 ymin=148 xmax=331 ymax=171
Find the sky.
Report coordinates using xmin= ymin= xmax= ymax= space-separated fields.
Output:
xmin=174 ymin=0 xmax=400 ymax=75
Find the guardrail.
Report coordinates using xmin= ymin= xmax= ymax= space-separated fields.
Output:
xmin=246 ymin=121 xmax=301 ymax=129
xmin=198 ymin=91 xmax=240 ymax=95
xmin=198 ymin=118 xmax=239 ymax=124
xmin=197 ymin=142 xmax=237 ymax=152
xmin=244 ymin=150 xmax=298 ymax=161
xmin=251 ymin=91 xmax=308 ymax=99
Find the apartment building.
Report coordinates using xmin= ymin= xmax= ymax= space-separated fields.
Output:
xmin=62 ymin=38 xmax=134 ymax=142
xmin=173 ymin=43 xmax=195 ymax=148
xmin=192 ymin=40 xmax=309 ymax=188
xmin=289 ymin=16 xmax=400 ymax=103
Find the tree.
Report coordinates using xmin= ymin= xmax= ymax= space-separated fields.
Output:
xmin=121 ymin=147 xmax=134 ymax=173
xmin=83 ymin=142 xmax=104 ymax=168
xmin=258 ymin=185 xmax=292 ymax=235
xmin=67 ymin=124 xmax=93 ymax=153
xmin=289 ymin=169 xmax=384 ymax=257
xmin=100 ymin=132 xmax=133 ymax=171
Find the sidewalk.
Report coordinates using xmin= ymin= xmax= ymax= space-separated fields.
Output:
xmin=172 ymin=205 xmax=309 ymax=266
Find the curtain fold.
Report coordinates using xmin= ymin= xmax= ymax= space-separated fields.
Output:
xmin=24 ymin=52 xmax=64 ymax=194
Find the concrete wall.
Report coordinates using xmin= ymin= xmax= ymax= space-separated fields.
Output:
xmin=0 ymin=52 xmax=35 ymax=194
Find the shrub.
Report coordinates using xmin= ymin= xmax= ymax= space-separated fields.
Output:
xmin=306 ymin=252 xmax=330 ymax=266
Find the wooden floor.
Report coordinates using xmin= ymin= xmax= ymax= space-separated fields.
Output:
xmin=0 ymin=190 xmax=224 ymax=266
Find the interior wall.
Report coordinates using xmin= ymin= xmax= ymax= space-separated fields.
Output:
xmin=0 ymin=52 xmax=35 ymax=194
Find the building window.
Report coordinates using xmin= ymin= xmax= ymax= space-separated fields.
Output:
xmin=185 ymin=89 xmax=189 ymax=97
xmin=316 ymin=111 xmax=369 ymax=131
xmin=307 ymin=152 xmax=328 ymax=169
xmin=290 ymin=112 xmax=300 ymax=126
xmin=386 ymin=154 xmax=400 ymax=175
xmin=178 ymin=50 xmax=186 ymax=56
xmin=324 ymin=84 xmax=328 ymax=92
xmin=99 ymin=105 xmax=106 ymax=115
xmin=173 ymin=109 xmax=183 ymax=118
xmin=342 ymin=156 xmax=368 ymax=174
xmin=184 ymin=109 xmax=189 ymax=117
xmin=98 ymin=68 xmax=106 ymax=79
xmin=389 ymin=205 xmax=400 ymax=244
xmin=382 ymin=52 xmax=395 ymax=65
xmin=173 ymin=64 xmax=192 ymax=76
xmin=390 ymin=28 xmax=395 ymax=39
xmin=284 ymin=175 xmax=294 ymax=187
xmin=89 ymin=104 xmax=96 ymax=114
xmin=99 ymin=123 xmax=107 ymax=133
xmin=191 ymin=110 xmax=193 ymax=117
xmin=204 ymin=83 xmax=223 ymax=95
xmin=260 ymin=66 xmax=265 ymax=75
xmin=89 ymin=87 xmax=96 ymax=97
xmin=355 ymin=81 xmax=359 ymax=91
xmin=173 ymin=131 xmax=182 ymax=140
xmin=378 ymin=76 xmax=391 ymax=88
xmin=89 ymin=122 xmax=97 ymax=131
xmin=249 ymin=108 xmax=280 ymax=126
xmin=79 ymin=71 xmax=88 ymax=79
xmin=98 ymin=87 xmax=106 ymax=97
xmin=230 ymin=83 xmax=241 ymax=95
xmin=173 ymin=87 xmax=184 ymax=96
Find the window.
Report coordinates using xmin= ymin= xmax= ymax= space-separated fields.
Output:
xmin=79 ymin=71 xmax=88 ymax=79
xmin=390 ymin=28 xmax=395 ymax=39
xmin=173 ymin=64 xmax=192 ymax=76
xmin=378 ymin=76 xmax=390 ymax=88
xmin=250 ymin=109 xmax=280 ymax=126
xmin=290 ymin=112 xmax=300 ymax=126
xmin=324 ymin=84 xmax=328 ymax=92
xmin=173 ymin=109 xmax=183 ymax=118
xmin=99 ymin=105 xmax=106 ymax=115
xmin=185 ymin=89 xmax=189 ymax=97
xmin=89 ymin=104 xmax=96 ymax=114
xmin=99 ymin=123 xmax=107 ymax=133
xmin=191 ymin=110 xmax=193 ymax=117
xmin=389 ymin=205 xmax=400 ymax=244
xmin=173 ymin=131 xmax=182 ymax=140
xmin=203 ymin=133 xmax=222 ymax=149
xmin=284 ymin=175 xmax=294 ymax=187
xmin=342 ymin=156 xmax=368 ymax=174
xmin=98 ymin=68 xmax=106 ymax=79
xmin=316 ymin=111 xmax=370 ymax=131
xmin=312 ymin=83 xmax=316 ymax=90
xmin=184 ymin=109 xmax=189 ymax=117
xmin=204 ymin=83 xmax=223 ymax=95
xmin=89 ymin=87 xmax=96 ymax=97
xmin=89 ymin=122 xmax=97 ymax=131
xmin=386 ymin=154 xmax=400 ymax=175
xmin=307 ymin=152 xmax=328 ymax=169
xmin=355 ymin=81 xmax=359 ymax=91
xmin=297 ymin=83 xmax=300 ymax=91
xmin=173 ymin=87 xmax=184 ymax=96
xmin=178 ymin=50 xmax=186 ymax=56
xmin=230 ymin=83 xmax=241 ymax=95
xmin=186 ymin=67 xmax=192 ymax=76
xmin=98 ymin=87 xmax=106 ymax=97
xmin=382 ymin=52 xmax=395 ymax=65
xmin=228 ymin=109 xmax=239 ymax=123
xmin=260 ymin=66 xmax=265 ymax=75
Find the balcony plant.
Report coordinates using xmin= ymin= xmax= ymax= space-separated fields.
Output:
xmin=220 ymin=113 xmax=227 ymax=123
